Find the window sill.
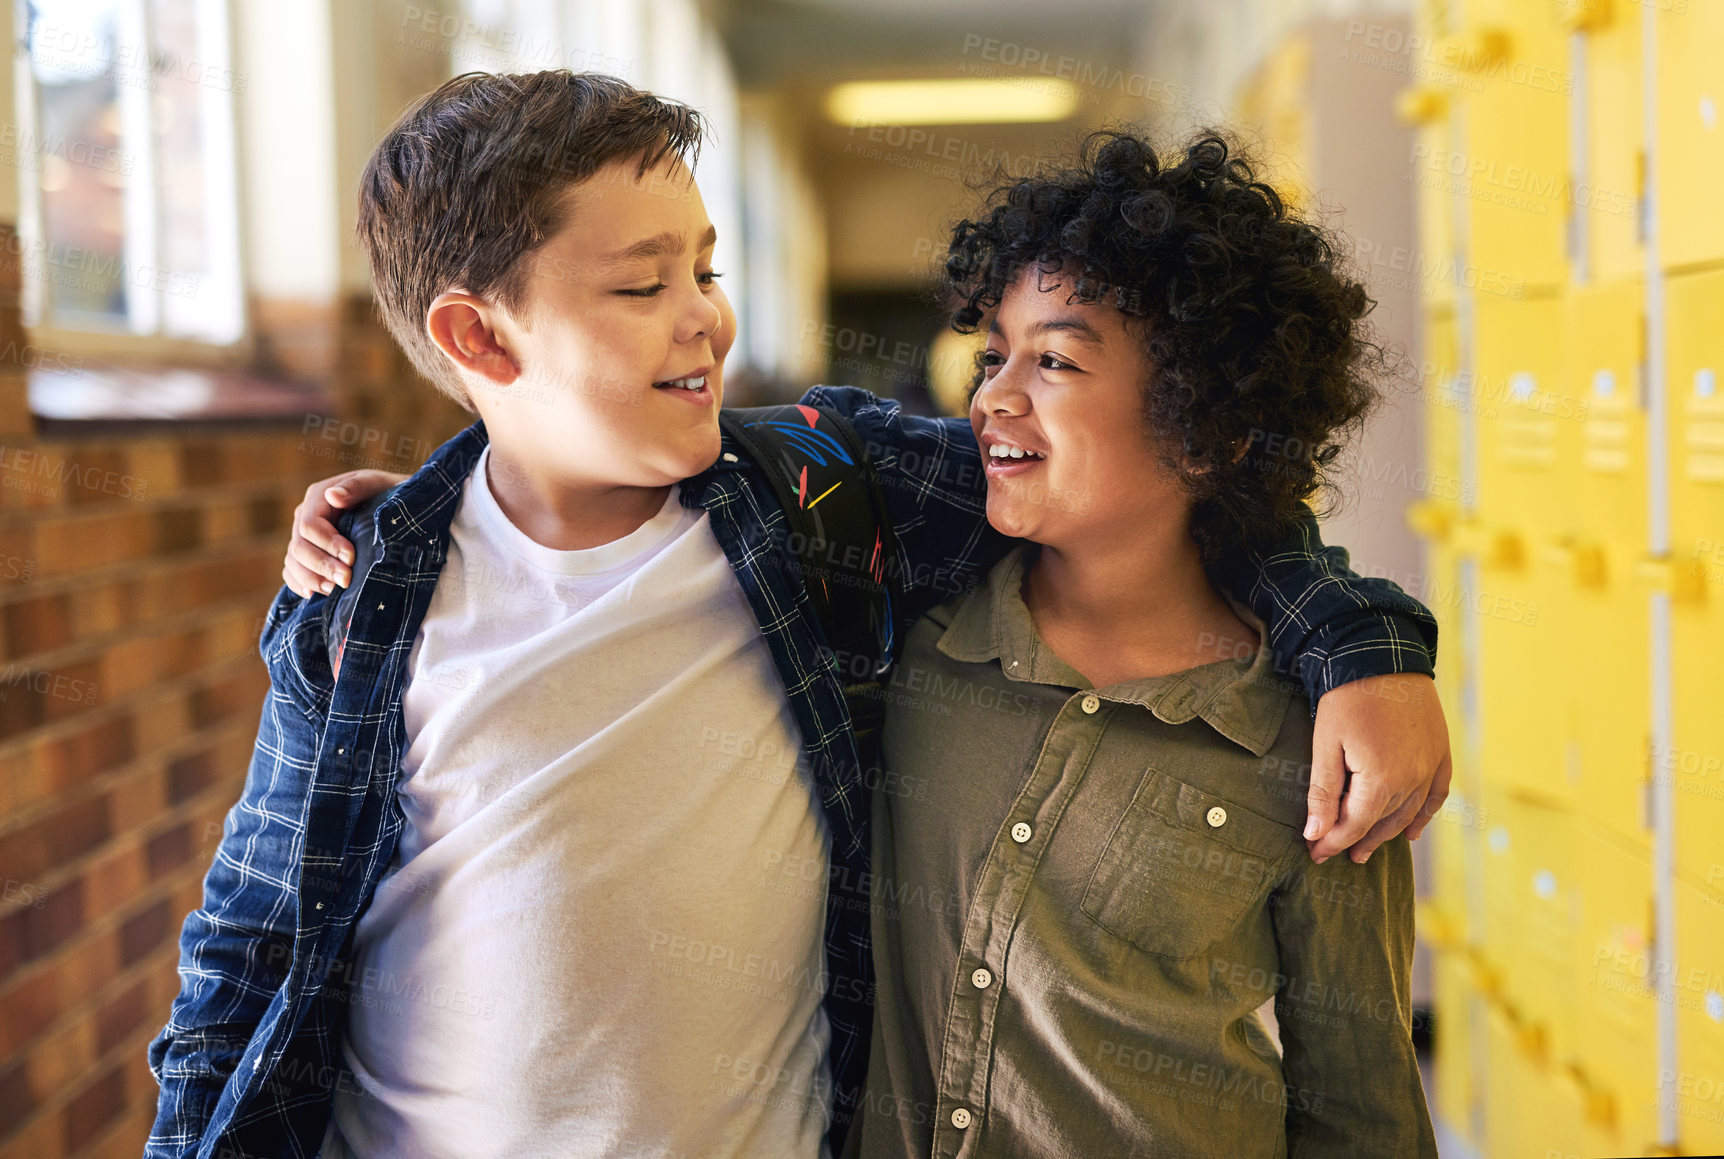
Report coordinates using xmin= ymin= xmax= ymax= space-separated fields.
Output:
xmin=27 ymin=363 xmax=335 ymax=437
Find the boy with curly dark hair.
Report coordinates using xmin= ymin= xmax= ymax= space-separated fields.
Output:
xmin=854 ymin=129 xmax=1439 ymax=1156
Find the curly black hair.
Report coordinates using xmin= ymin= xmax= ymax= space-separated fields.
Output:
xmin=944 ymin=129 xmax=1384 ymax=562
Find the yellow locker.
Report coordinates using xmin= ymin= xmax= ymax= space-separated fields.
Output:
xmin=1507 ymin=796 xmax=1580 ymax=1064
xmin=1484 ymin=1001 xmax=1530 ymax=1159
xmin=1571 ymin=0 xmax=1645 ymax=284
xmin=1421 ymin=307 xmax=1465 ymax=522
xmin=1428 ymin=758 xmax=1474 ymax=942
xmin=1520 ymin=1063 xmax=1590 ymax=1159
xmin=1565 ymin=280 xmax=1652 ymax=843
xmin=1473 ymin=292 xmax=1578 ymax=536
xmin=1654 ymin=1 xmax=1724 ymax=271
xmin=1569 ymin=280 xmax=1647 ymax=552
xmin=1473 ymin=292 xmax=1579 ymax=804
xmin=1574 ymin=819 xmax=1661 ymax=1150
xmin=1666 ymin=269 xmax=1724 ymax=883
xmin=1450 ymin=0 xmax=1572 ymax=290
xmin=1434 ymin=950 xmax=1478 ymax=1140
xmin=1673 ymin=875 xmax=1724 ymax=1154
xmin=1481 ymin=996 xmax=1588 ymax=1157
xmin=1481 ymin=783 xmax=1524 ymax=1003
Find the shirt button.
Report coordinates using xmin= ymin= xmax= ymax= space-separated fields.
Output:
xmin=722 ymin=452 xmax=738 ymax=462
xmin=1207 ymin=806 xmax=1228 ymax=827
xmin=951 ymin=1107 xmax=972 ymax=1129
xmin=971 ymin=967 xmax=993 ymax=990
xmin=1010 ymin=821 xmax=1033 ymax=844
xmin=1080 ymin=694 xmax=1101 ymax=714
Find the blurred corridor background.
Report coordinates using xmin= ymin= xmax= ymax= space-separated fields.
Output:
xmin=0 ymin=0 xmax=1720 ymax=1155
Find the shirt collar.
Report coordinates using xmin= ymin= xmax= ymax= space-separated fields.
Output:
xmin=936 ymin=545 xmax=1295 ymax=757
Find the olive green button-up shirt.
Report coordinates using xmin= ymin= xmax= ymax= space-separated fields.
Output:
xmin=853 ymin=547 xmax=1436 ymax=1159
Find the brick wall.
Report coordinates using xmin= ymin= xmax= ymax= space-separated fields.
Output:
xmin=0 ymin=237 xmax=471 ymax=1158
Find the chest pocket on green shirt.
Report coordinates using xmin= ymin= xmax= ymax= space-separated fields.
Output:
xmin=1081 ymin=767 xmax=1304 ymax=960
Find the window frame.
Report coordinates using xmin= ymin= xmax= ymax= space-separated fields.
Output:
xmin=14 ymin=0 xmax=250 ymax=367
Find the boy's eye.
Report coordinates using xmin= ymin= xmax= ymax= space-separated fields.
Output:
xmin=619 ymin=271 xmax=724 ymax=298
xmin=1041 ymin=353 xmax=1077 ymax=371
xmin=977 ymin=349 xmax=1005 ymax=372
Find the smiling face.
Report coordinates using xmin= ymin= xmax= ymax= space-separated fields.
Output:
xmin=457 ymin=155 xmax=735 ymax=490
xmin=970 ymin=267 xmax=1194 ymax=548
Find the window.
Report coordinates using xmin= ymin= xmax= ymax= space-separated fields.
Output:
xmin=16 ymin=0 xmax=243 ymax=345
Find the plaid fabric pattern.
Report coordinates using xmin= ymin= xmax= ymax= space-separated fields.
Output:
xmin=146 ymin=386 xmax=1436 ymax=1158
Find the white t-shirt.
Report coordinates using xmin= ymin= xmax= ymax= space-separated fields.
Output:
xmin=323 ymin=448 xmax=832 ymax=1159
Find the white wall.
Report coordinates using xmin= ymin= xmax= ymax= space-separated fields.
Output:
xmin=233 ymin=0 xmax=341 ymax=302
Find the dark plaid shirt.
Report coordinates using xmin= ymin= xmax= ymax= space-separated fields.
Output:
xmin=145 ymin=387 xmax=1437 ymax=1158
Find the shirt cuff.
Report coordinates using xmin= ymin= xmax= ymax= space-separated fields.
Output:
xmin=1296 ymin=609 xmax=1438 ymax=709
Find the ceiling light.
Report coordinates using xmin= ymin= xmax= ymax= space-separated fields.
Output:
xmin=825 ymin=78 xmax=1080 ymax=126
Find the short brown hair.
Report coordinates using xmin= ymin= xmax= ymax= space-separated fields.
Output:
xmin=357 ymin=71 xmax=706 ymax=409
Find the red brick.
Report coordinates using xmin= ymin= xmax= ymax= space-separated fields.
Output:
xmin=0 ymin=968 xmax=56 ymax=1058
xmin=118 ymin=899 xmax=173 ymax=966
xmin=63 ymin=1061 xmax=125 ymax=1152
xmin=165 ymin=749 xmax=221 ymax=806
xmin=92 ymin=979 xmax=149 ymax=1057
xmin=0 ymin=793 xmax=109 ymax=884
xmin=1 ymin=592 xmax=72 ymax=660
xmin=0 ymin=1058 xmax=29 ymax=1136
xmin=152 ymin=508 xmax=203 ymax=555
xmin=0 ymin=877 xmax=83 ymax=982
xmin=32 ymin=715 xmax=135 ymax=800
xmin=143 ymin=822 xmax=195 ymax=882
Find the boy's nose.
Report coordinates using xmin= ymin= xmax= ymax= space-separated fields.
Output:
xmin=974 ymin=361 xmax=1030 ymax=415
xmin=676 ymin=282 xmax=723 ymax=344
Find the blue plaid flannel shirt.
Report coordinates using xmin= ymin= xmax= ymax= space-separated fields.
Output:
xmin=146 ymin=386 xmax=1437 ymax=1159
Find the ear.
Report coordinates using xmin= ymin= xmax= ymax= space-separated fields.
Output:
xmin=426 ymin=291 xmax=522 ymax=387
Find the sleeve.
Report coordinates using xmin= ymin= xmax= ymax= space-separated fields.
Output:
xmin=801 ymin=385 xmax=1014 ymax=628
xmin=1269 ymin=837 xmax=1439 ymax=1157
xmin=1208 ymin=505 xmax=1439 ymax=712
xmin=144 ymin=587 xmax=326 ymax=1157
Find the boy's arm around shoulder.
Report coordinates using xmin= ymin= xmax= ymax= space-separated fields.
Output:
xmin=1213 ymin=506 xmax=1453 ymax=862
xmin=145 ymin=582 xmax=336 ymax=1157
xmin=1211 ymin=504 xmax=1438 ymax=698
xmin=802 ymin=386 xmax=1013 ymax=622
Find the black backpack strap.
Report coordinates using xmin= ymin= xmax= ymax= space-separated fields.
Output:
xmin=719 ymin=404 xmax=898 ymax=737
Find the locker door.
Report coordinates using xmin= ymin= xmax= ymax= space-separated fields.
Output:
xmin=1452 ymin=0 xmax=1572 ymax=292
xmin=1666 ymin=270 xmax=1724 ymax=884
xmin=1566 ymin=280 xmax=1651 ymax=843
xmin=1473 ymin=292 xmax=1577 ymax=803
xmin=1570 ymin=0 xmax=1644 ymax=283
xmin=1654 ymin=2 xmax=1724 ymax=271
xmin=1672 ymin=875 xmax=1724 ymax=1155
xmin=1574 ymin=818 xmax=1660 ymax=1151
